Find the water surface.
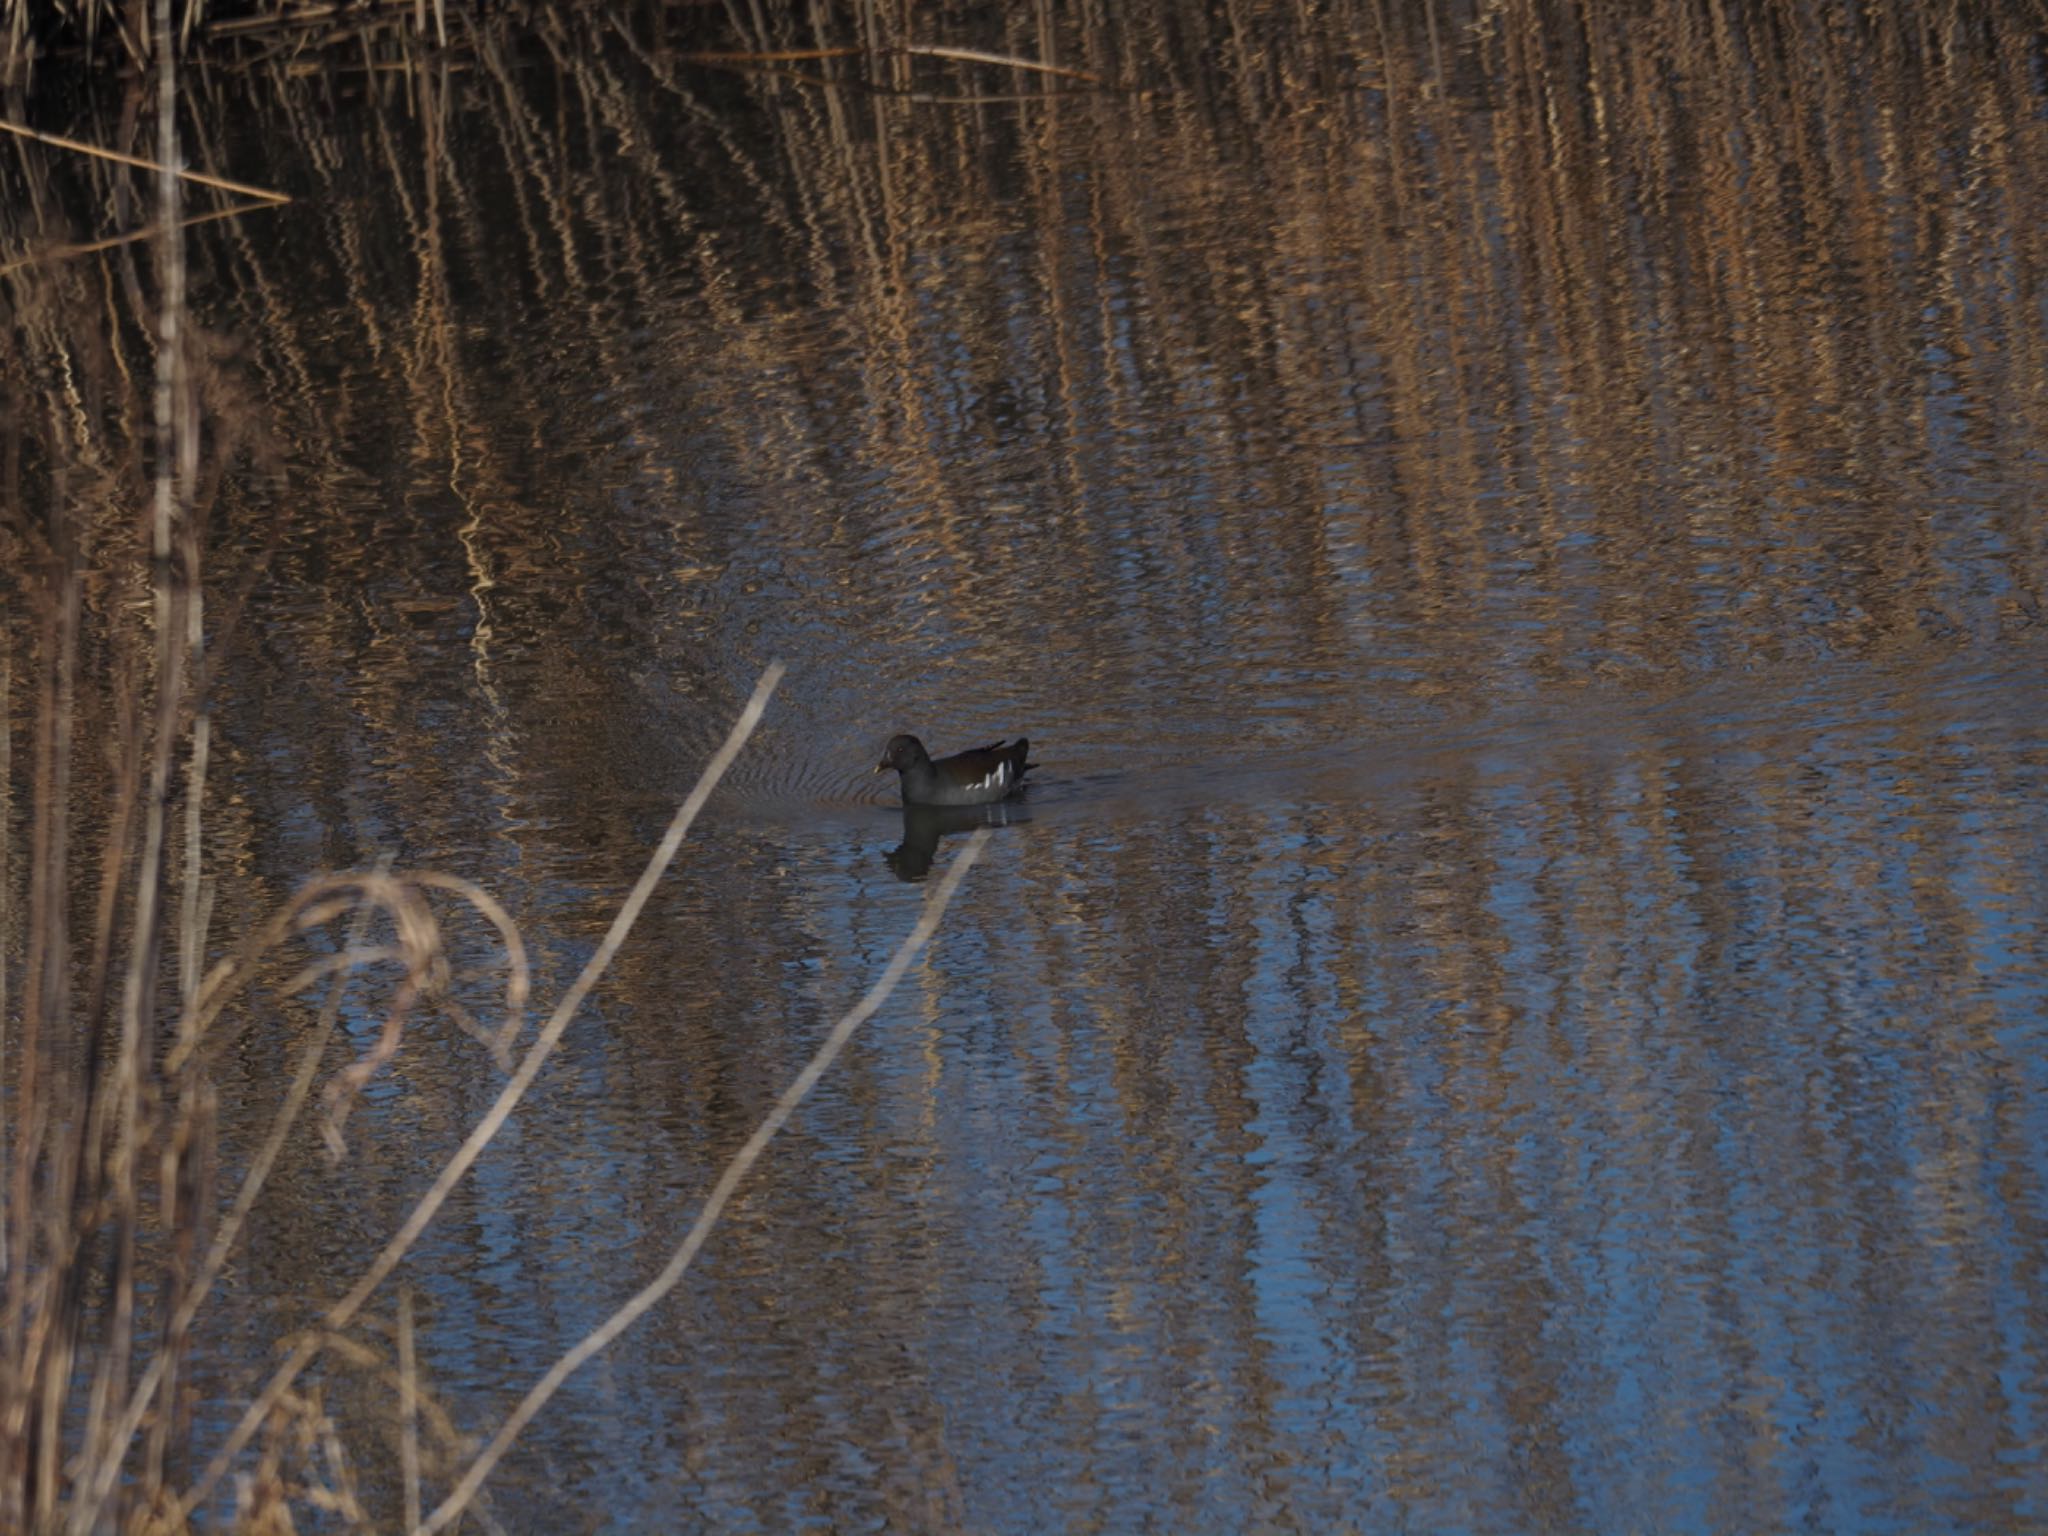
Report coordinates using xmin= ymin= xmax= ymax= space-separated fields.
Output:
xmin=7 ymin=4 xmax=2048 ymax=1530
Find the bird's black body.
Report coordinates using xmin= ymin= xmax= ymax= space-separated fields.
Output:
xmin=876 ymin=734 xmax=1035 ymax=807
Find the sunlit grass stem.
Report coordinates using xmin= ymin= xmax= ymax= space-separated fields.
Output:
xmin=179 ymin=660 xmax=786 ymax=1518
xmin=419 ymin=828 xmax=992 ymax=1535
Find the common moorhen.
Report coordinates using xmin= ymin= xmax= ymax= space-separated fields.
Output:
xmin=875 ymin=734 xmax=1034 ymax=807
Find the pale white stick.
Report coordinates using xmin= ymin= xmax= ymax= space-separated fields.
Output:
xmin=416 ymin=828 xmax=992 ymax=1535
xmin=180 ymin=663 xmax=783 ymax=1518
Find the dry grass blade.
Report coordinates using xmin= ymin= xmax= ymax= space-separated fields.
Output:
xmin=0 ymin=201 xmax=288 ymax=279
xmin=897 ymin=44 xmax=1099 ymax=84
xmin=0 ymin=119 xmax=290 ymax=204
xmin=179 ymin=661 xmax=785 ymax=1519
xmin=206 ymin=2 xmax=352 ymax=34
xmin=398 ymin=1289 xmax=420 ymax=1534
xmin=678 ymin=45 xmax=861 ymax=63
xmin=676 ymin=42 xmax=1099 ymax=88
xmin=416 ymin=827 xmax=993 ymax=1536
xmin=903 ymin=91 xmax=1096 ymax=106
xmin=410 ymin=873 xmax=529 ymax=1064
xmin=69 ymin=862 xmax=399 ymax=1533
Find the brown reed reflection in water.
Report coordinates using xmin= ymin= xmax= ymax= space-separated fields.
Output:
xmin=5 ymin=0 xmax=2048 ymax=1530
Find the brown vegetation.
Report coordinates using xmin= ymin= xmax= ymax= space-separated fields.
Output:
xmin=4 ymin=0 xmax=2044 ymax=1526
xmin=0 ymin=47 xmax=978 ymax=1519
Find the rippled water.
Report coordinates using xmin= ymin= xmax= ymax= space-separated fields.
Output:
xmin=10 ymin=3 xmax=2048 ymax=1530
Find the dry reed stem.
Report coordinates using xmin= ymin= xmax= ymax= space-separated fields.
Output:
xmin=902 ymin=90 xmax=1094 ymax=105
xmin=304 ymin=1326 xmax=475 ymax=1463
xmin=0 ymin=119 xmax=289 ymax=203
xmin=0 ymin=652 xmax=9 ymax=1285
xmin=139 ymin=861 xmax=528 ymax=1197
xmin=9 ymin=524 xmax=79 ymax=1524
xmin=180 ymin=660 xmax=786 ymax=1518
xmin=677 ymin=43 xmax=1097 ymax=84
xmin=165 ymin=872 xmax=469 ymax=1075
xmin=398 ymin=874 xmax=529 ymax=1063
xmin=205 ymin=4 xmax=351 ymax=34
xmin=679 ymin=45 xmax=863 ymax=62
xmin=81 ymin=13 xmax=192 ymax=1505
xmin=399 ymin=1288 xmax=421 ymax=1534
xmin=203 ymin=0 xmax=435 ymax=37
xmin=417 ymin=826 xmax=993 ymax=1535
xmin=69 ymin=862 xmax=399 ymax=1532
xmin=897 ymin=44 xmax=1098 ymax=83
xmin=0 ymin=201 xmax=287 ymax=281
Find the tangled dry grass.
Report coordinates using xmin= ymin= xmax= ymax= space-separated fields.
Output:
xmin=1 ymin=47 xmax=985 ymax=1524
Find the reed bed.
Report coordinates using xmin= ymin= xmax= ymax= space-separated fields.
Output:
xmin=5 ymin=0 xmax=2042 ymax=1525
xmin=0 ymin=69 xmax=985 ymax=1524
xmin=1 ymin=464 xmax=976 ymax=1532
xmin=3 ymin=0 xmax=1093 ymax=95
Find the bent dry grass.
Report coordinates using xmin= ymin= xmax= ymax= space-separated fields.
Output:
xmin=1 ymin=15 xmax=1013 ymax=1525
xmin=0 ymin=84 xmax=981 ymax=1525
xmin=2 ymin=584 xmax=986 ymax=1533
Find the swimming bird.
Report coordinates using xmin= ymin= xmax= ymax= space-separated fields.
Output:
xmin=875 ymin=734 xmax=1034 ymax=807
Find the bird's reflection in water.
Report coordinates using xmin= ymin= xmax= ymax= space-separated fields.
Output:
xmin=885 ymin=801 xmax=1030 ymax=881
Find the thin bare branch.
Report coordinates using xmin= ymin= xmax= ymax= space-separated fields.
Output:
xmin=418 ymin=827 xmax=991 ymax=1535
xmin=0 ymin=120 xmax=291 ymax=203
xmin=897 ymin=44 xmax=1099 ymax=83
xmin=678 ymin=45 xmax=861 ymax=63
xmin=180 ymin=661 xmax=785 ymax=1518
xmin=675 ymin=42 xmax=1099 ymax=86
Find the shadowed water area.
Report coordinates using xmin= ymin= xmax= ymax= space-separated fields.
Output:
xmin=6 ymin=2 xmax=2048 ymax=1530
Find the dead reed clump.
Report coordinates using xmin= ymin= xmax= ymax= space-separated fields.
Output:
xmin=2 ymin=0 xmax=455 ymax=90
xmin=4 ymin=8 xmax=1002 ymax=1527
xmin=0 ymin=56 xmax=511 ymax=1527
xmin=1 ymin=236 xmax=954 ymax=1524
xmin=0 ymin=471 xmax=531 ymax=1530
